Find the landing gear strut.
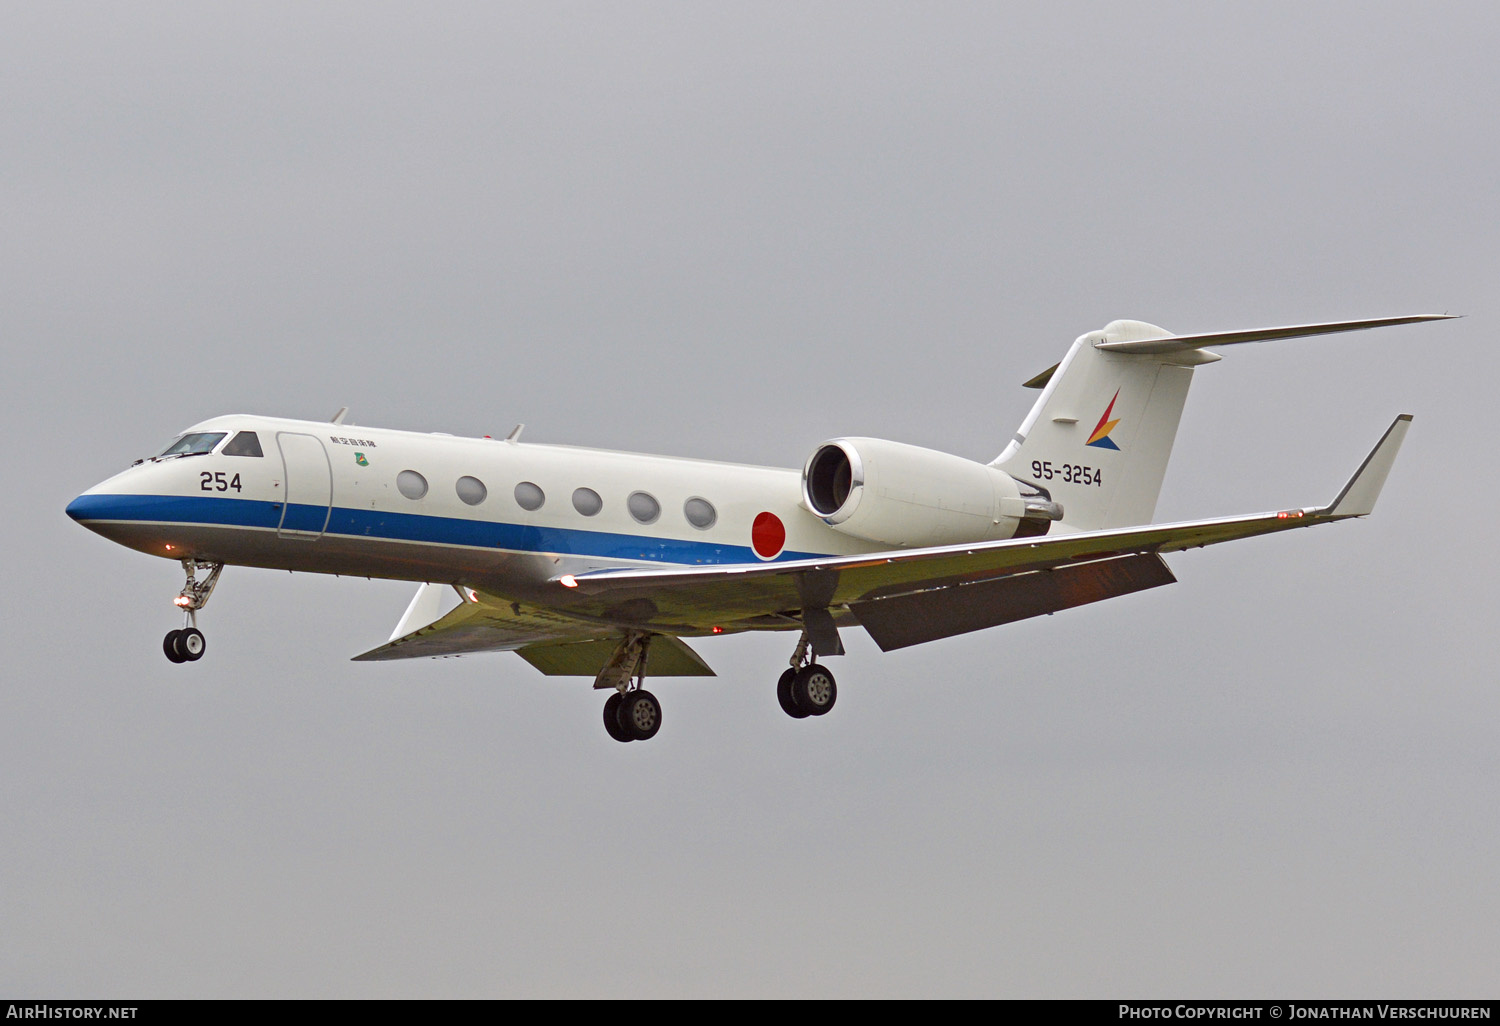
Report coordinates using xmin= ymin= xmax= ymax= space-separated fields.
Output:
xmin=163 ymin=559 xmax=222 ymax=664
xmin=777 ymin=632 xmax=837 ymax=718
xmin=597 ymin=632 xmax=663 ymax=743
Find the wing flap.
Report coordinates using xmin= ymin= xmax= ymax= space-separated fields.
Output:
xmin=849 ymin=553 xmax=1176 ymax=651
xmin=516 ymin=634 xmax=715 ymax=677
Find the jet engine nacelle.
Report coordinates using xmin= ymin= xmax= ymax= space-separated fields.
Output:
xmin=800 ymin=437 xmax=1061 ymax=548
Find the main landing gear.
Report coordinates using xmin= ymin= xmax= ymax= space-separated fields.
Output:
xmin=776 ymin=633 xmax=838 ymax=719
xmin=594 ymin=629 xmax=839 ymax=742
xmin=597 ymin=632 xmax=663 ymax=743
xmin=603 ymin=688 xmax=662 ymax=743
xmin=163 ymin=559 xmax=222 ymax=664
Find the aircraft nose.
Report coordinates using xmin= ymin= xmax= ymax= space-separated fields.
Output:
xmin=65 ymin=488 xmax=133 ymax=525
xmin=65 ymin=489 xmax=112 ymax=538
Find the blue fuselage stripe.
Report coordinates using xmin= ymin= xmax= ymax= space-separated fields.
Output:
xmin=65 ymin=493 xmax=821 ymax=565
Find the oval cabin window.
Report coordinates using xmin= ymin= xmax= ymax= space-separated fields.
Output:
xmin=572 ymin=487 xmax=603 ymax=517
xmin=683 ymin=497 xmax=717 ymax=530
xmin=456 ymin=476 xmax=487 ymax=506
xmin=627 ymin=491 xmax=661 ymax=524
xmin=397 ymin=470 xmax=429 ymax=500
xmin=514 ymin=482 xmax=545 ymax=511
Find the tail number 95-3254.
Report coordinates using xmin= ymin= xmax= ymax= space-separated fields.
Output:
xmin=1031 ymin=461 xmax=1103 ymax=486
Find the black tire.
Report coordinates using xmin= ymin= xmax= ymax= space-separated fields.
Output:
xmin=777 ymin=668 xmax=809 ymax=719
xmin=163 ymin=630 xmax=186 ymax=664
xmin=177 ymin=627 xmax=206 ymax=661
xmin=793 ymin=663 xmax=837 ymax=716
xmin=603 ymin=692 xmax=633 ymax=743
xmin=617 ymin=689 xmax=662 ymax=741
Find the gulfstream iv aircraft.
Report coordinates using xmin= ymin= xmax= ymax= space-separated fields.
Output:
xmin=67 ymin=314 xmax=1449 ymax=742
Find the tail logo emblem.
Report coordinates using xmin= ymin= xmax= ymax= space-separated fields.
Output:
xmin=1087 ymin=390 xmax=1122 ymax=450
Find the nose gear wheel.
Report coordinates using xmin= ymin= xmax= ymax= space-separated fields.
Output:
xmin=162 ymin=561 xmax=222 ymax=664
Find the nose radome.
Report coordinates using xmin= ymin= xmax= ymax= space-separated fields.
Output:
xmin=65 ymin=464 xmax=150 ymax=525
xmin=65 ymin=492 xmax=92 ymax=522
xmin=65 ymin=488 xmax=131 ymax=524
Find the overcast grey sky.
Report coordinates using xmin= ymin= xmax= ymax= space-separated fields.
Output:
xmin=4 ymin=1 xmax=1498 ymax=998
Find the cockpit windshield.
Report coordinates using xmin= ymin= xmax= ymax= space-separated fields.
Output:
xmin=156 ymin=432 xmax=227 ymax=458
xmin=222 ymin=430 xmax=263 ymax=457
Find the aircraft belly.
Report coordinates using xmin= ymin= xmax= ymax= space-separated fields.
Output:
xmin=70 ymin=490 xmax=848 ymax=605
xmin=82 ymin=519 xmax=559 ymax=588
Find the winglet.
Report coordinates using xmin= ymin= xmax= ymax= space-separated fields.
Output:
xmin=1319 ymin=415 xmax=1413 ymax=518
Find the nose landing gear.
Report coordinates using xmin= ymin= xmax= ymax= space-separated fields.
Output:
xmin=163 ymin=626 xmax=206 ymax=663
xmin=163 ymin=560 xmax=222 ymax=664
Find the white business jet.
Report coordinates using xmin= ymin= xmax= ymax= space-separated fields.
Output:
xmin=67 ymin=314 xmax=1449 ymax=742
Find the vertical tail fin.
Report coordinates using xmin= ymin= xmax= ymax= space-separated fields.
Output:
xmin=993 ymin=320 xmax=1207 ymax=532
xmin=992 ymin=314 xmax=1453 ymax=532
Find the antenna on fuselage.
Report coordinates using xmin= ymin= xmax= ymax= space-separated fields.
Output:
xmin=505 ymin=424 xmax=524 ymax=443
xmin=330 ymin=407 xmax=349 ymax=425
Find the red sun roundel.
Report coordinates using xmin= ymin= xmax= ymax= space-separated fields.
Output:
xmin=751 ymin=511 xmax=786 ymax=559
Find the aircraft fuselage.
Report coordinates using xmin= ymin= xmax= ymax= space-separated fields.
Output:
xmin=66 ymin=414 xmax=880 ymax=600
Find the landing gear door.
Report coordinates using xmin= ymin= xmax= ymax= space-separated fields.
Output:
xmin=276 ymin=432 xmax=333 ymax=539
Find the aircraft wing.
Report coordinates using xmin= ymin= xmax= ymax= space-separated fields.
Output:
xmin=545 ymin=414 xmax=1412 ymax=647
xmin=350 ymin=588 xmax=611 ymax=662
xmin=355 ymin=414 xmax=1409 ymax=666
xmin=349 ymin=583 xmax=718 ymax=673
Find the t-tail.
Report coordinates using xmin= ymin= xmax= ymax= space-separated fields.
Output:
xmin=991 ymin=314 xmax=1455 ymax=533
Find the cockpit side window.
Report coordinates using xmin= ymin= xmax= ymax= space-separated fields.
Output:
xmin=223 ymin=431 xmax=264 ymax=457
xmin=157 ymin=432 xmax=228 ymax=458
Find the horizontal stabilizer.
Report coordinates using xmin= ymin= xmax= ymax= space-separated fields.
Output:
xmin=1093 ymin=314 xmax=1455 ymax=356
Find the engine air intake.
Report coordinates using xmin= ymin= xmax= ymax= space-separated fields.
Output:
xmin=805 ymin=443 xmax=860 ymax=518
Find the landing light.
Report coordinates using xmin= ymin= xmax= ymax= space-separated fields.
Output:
xmin=559 ymin=575 xmax=578 ymax=588
xmin=173 ymin=595 xmax=193 ymax=608
xmin=1276 ymin=510 xmax=1306 ymax=519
